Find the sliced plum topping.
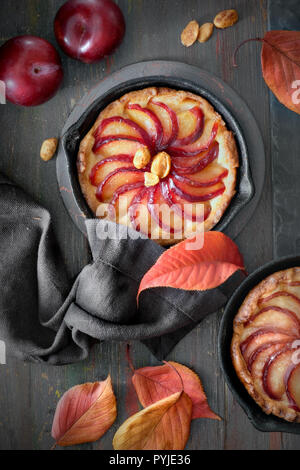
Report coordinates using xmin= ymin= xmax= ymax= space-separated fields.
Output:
xmin=171 ymin=166 xmax=228 ymax=187
xmin=240 ymin=328 xmax=297 ymax=356
xmin=172 ymin=141 xmax=219 ymax=174
xmin=93 ymin=135 xmax=146 ymax=154
xmin=241 ymin=330 xmax=297 ymax=365
xmin=147 ymin=185 xmax=183 ymax=234
xmin=285 ymin=363 xmax=300 ymax=411
xmin=169 ymin=122 xmax=218 ymax=157
xmin=258 ymin=291 xmax=300 ymax=319
xmin=149 ymin=101 xmax=179 ymax=148
xmin=90 ymin=155 xmax=133 ymax=186
xmin=172 ymin=107 xmax=204 ymax=147
xmin=245 ymin=306 xmax=300 ymax=334
xmin=94 ymin=117 xmax=152 ymax=149
xmin=126 ymin=103 xmax=164 ymax=151
xmin=88 ymin=96 xmax=230 ymax=239
xmin=263 ymin=346 xmax=300 ymax=400
xmin=168 ymin=176 xmax=225 ymax=202
xmin=96 ymin=168 xmax=144 ymax=202
xmin=129 ymin=187 xmax=151 ymax=235
xmin=160 ymin=180 xmax=211 ymax=223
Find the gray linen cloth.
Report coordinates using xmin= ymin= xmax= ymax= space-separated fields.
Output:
xmin=0 ymin=174 xmax=244 ymax=364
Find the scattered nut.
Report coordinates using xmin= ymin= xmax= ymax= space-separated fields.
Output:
xmin=151 ymin=151 xmax=171 ymax=178
xmin=40 ymin=138 xmax=58 ymax=161
xmin=198 ymin=22 xmax=214 ymax=43
xmin=144 ymin=172 xmax=159 ymax=187
xmin=181 ymin=20 xmax=199 ymax=47
xmin=133 ymin=147 xmax=151 ymax=169
xmin=214 ymin=9 xmax=238 ymax=29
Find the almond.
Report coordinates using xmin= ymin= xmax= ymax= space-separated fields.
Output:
xmin=144 ymin=172 xmax=159 ymax=187
xmin=133 ymin=147 xmax=151 ymax=169
xmin=151 ymin=151 xmax=171 ymax=178
xmin=181 ymin=20 xmax=199 ymax=47
xmin=214 ymin=9 xmax=238 ymax=29
xmin=40 ymin=138 xmax=58 ymax=161
xmin=198 ymin=23 xmax=214 ymax=43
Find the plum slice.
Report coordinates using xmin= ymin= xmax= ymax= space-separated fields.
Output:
xmin=250 ymin=344 xmax=286 ymax=391
xmin=240 ymin=327 xmax=297 ymax=356
xmin=160 ymin=180 xmax=211 ymax=223
xmin=147 ymin=185 xmax=184 ymax=234
xmin=126 ymin=103 xmax=164 ymax=151
xmin=171 ymin=141 xmax=219 ymax=174
xmin=169 ymin=121 xmax=218 ymax=157
xmin=168 ymin=176 xmax=225 ymax=203
xmin=92 ymin=139 xmax=145 ymax=158
xmin=171 ymin=165 xmax=228 ymax=187
xmin=172 ymin=107 xmax=204 ymax=147
xmin=258 ymin=291 xmax=300 ymax=319
xmin=262 ymin=346 xmax=300 ymax=400
xmin=245 ymin=306 xmax=300 ymax=333
xmin=94 ymin=116 xmax=152 ymax=149
xmin=96 ymin=168 xmax=144 ymax=202
xmin=241 ymin=329 xmax=296 ymax=364
xmin=90 ymin=155 xmax=133 ymax=186
xmin=108 ymin=182 xmax=145 ymax=219
xmin=286 ymin=364 xmax=300 ymax=411
xmin=93 ymin=135 xmax=145 ymax=154
xmin=149 ymin=101 xmax=179 ymax=148
xmin=128 ymin=187 xmax=151 ymax=235
xmin=247 ymin=341 xmax=292 ymax=373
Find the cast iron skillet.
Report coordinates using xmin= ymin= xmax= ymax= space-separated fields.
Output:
xmin=57 ymin=61 xmax=257 ymax=237
xmin=219 ymin=255 xmax=300 ymax=434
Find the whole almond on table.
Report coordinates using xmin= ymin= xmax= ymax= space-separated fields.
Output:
xmin=198 ymin=23 xmax=214 ymax=43
xmin=40 ymin=138 xmax=58 ymax=161
xmin=214 ymin=9 xmax=238 ymax=29
xmin=181 ymin=20 xmax=199 ymax=47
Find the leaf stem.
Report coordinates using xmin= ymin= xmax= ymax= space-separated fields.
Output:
xmin=163 ymin=361 xmax=184 ymax=393
xmin=126 ymin=343 xmax=135 ymax=372
xmin=233 ymin=38 xmax=262 ymax=67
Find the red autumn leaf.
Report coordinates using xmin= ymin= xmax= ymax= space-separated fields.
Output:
xmin=234 ymin=31 xmax=300 ymax=115
xmin=113 ymin=391 xmax=192 ymax=450
xmin=137 ymin=231 xmax=244 ymax=299
xmin=129 ymin=355 xmax=220 ymax=420
xmin=51 ymin=376 xmax=117 ymax=447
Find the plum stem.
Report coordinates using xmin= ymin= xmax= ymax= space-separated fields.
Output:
xmin=233 ymin=38 xmax=263 ymax=67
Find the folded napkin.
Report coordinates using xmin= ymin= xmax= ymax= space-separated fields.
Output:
xmin=0 ymin=174 xmax=244 ymax=365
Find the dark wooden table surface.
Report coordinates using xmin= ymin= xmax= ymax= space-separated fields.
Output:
xmin=0 ymin=0 xmax=299 ymax=450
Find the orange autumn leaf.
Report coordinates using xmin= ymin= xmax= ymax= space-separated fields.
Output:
xmin=234 ymin=31 xmax=300 ymax=115
xmin=113 ymin=391 xmax=192 ymax=450
xmin=130 ymin=357 xmax=220 ymax=420
xmin=137 ymin=231 xmax=244 ymax=299
xmin=51 ymin=376 xmax=117 ymax=447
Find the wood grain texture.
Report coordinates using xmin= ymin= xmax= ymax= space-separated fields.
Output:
xmin=0 ymin=0 xmax=297 ymax=450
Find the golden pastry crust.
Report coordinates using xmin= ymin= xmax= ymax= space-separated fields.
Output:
xmin=78 ymin=87 xmax=238 ymax=245
xmin=231 ymin=267 xmax=300 ymax=422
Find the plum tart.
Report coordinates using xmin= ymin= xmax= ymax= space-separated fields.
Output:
xmin=231 ymin=268 xmax=300 ymax=422
xmin=77 ymin=87 xmax=238 ymax=244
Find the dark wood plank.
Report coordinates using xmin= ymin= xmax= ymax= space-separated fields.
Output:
xmin=0 ymin=0 xmax=294 ymax=450
xmin=268 ymin=0 xmax=300 ymax=450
